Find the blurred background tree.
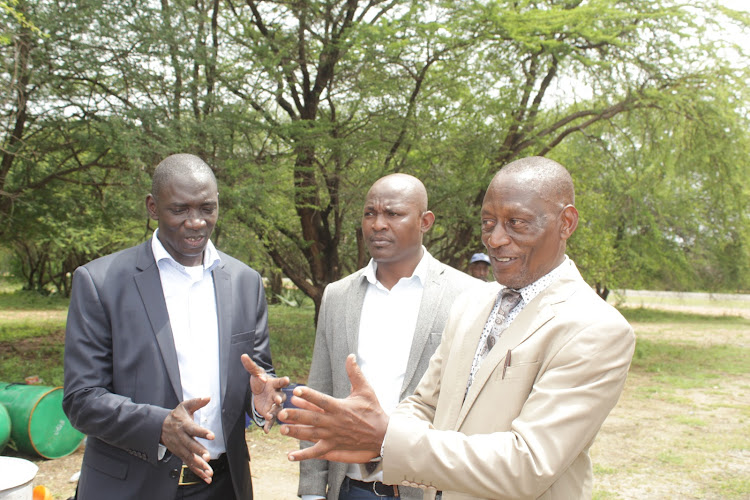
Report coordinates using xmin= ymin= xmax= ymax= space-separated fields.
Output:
xmin=1 ymin=0 xmax=747 ymax=313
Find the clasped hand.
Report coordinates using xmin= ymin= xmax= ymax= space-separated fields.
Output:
xmin=160 ymin=354 xmax=289 ymax=484
xmin=278 ymin=354 xmax=389 ymax=464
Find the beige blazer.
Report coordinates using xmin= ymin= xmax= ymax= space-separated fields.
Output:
xmin=382 ymin=259 xmax=635 ymax=500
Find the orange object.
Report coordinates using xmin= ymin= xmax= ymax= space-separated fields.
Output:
xmin=33 ymin=485 xmax=52 ymax=500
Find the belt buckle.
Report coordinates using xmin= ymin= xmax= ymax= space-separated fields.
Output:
xmin=371 ymin=482 xmax=398 ymax=498
xmin=371 ymin=482 xmax=387 ymax=497
xmin=178 ymin=465 xmax=200 ymax=486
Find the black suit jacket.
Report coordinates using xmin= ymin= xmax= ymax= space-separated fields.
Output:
xmin=63 ymin=239 xmax=273 ymax=499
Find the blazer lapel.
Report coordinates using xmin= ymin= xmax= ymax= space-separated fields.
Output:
xmin=401 ymin=257 xmax=443 ymax=396
xmin=438 ymin=290 xmax=498 ymax=429
xmin=456 ymin=266 xmax=580 ymax=429
xmin=134 ymin=241 xmax=183 ymax=401
xmin=346 ymin=276 xmax=368 ymax=356
xmin=213 ymin=264 xmax=232 ymax=403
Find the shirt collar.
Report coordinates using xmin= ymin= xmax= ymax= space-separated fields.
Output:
xmin=362 ymin=246 xmax=431 ymax=287
xmin=151 ymin=228 xmax=221 ymax=272
xmin=506 ymin=255 xmax=570 ymax=304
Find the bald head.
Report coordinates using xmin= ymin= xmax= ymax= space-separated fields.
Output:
xmin=367 ymin=173 xmax=429 ymax=212
xmin=151 ymin=154 xmax=217 ymax=201
xmin=481 ymin=156 xmax=579 ymax=289
xmin=493 ymin=156 xmax=574 ymax=208
xmin=361 ymin=173 xmax=435 ymax=287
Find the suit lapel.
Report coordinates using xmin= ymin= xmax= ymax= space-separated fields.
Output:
xmin=134 ymin=241 xmax=183 ymax=401
xmin=456 ymin=265 xmax=579 ymax=429
xmin=213 ymin=264 xmax=232 ymax=403
xmin=437 ymin=289 xmax=498 ymax=429
xmin=346 ymin=275 xmax=368 ymax=356
xmin=401 ymin=257 xmax=443 ymax=397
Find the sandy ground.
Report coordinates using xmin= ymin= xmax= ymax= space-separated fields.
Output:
xmin=9 ymin=427 xmax=300 ymax=499
xmin=4 ymin=293 xmax=750 ymax=499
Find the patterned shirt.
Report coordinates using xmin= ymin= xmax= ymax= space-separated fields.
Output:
xmin=466 ymin=257 xmax=571 ymax=392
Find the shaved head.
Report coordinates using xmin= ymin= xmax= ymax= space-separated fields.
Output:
xmin=151 ymin=154 xmax=217 ymax=201
xmin=362 ymin=173 xmax=435 ymax=289
xmin=482 ymin=156 xmax=579 ymax=288
xmin=367 ymin=174 xmax=429 ymax=213
xmin=494 ymin=156 xmax=574 ymax=208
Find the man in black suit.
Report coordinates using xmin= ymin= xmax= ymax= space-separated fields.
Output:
xmin=63 ymin=153 xmax=288 ymax=499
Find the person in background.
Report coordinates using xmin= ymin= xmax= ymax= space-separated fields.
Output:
xmin=63 ymin=153 xmax=288 ymax=500
xmin=281 ymin=156 xmax=636 ymax=500
xmin=298 ymin=173 xmax=480 ymax=500
xmin=467 ymin=252 xmax=492 ymax=280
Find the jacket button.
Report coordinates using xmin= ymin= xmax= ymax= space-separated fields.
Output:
xmin=170 ymin=469 xmax=180 ymax=479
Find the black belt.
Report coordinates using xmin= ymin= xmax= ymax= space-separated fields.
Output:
xmin=347 ymin=477 xmax=399 ymax=497
xmin=177 ymin=454 xmax=229 ymax=486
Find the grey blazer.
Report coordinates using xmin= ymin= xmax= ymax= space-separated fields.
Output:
xmin=63 ymin=239 xmax=274 ymax=500
xmin=298 ymin=252 xmax=480 ymax=500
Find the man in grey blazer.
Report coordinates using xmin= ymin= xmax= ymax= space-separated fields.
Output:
xmin=298 ymin=174 xmax=479 ymax=500
xmin=63 ymin=154 xmax=288 ymax=500
xmin=283 ymin=157 xmax=635 ymax=499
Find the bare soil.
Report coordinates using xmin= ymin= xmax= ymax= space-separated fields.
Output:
xmin=9 ymin=428 xmax=300 ymax=499
xmin=5 ymin=300 xmax=750 ymax=499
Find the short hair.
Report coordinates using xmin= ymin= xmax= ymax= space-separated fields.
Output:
xmin=151 ymin=154 xmax=217 ymax=201
xmin=496 ymin=156 xmax=575 ymax=206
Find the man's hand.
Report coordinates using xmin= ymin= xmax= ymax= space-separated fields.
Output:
xmin=161 ymin=397 xmax=215 ymax=484
xmin=279 ymin=354 xmax=389 ymax=463
xmin=241 ymin=354 xmax=290 ymax=432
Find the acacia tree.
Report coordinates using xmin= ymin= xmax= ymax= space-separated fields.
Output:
xmin=0 ymin=1 xmax=156 ymax=292
xmin=3 ymin=0 xmax=749 ymax=301
xmin=217 ymin=0 xmax=468 ymax=312
xmin=412 ymin=0 xmax=750 ymax=277
xmin=554 ymin=78 xmax=750 ymax=297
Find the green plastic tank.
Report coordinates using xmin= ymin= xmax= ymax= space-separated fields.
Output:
xmin=0 ymin=403 xmax=10 ymax=453
xmin=0 ymin=383 xmax=84 ymax=458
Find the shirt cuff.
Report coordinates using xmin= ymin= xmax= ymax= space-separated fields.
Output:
xmin=301 ymin=496 xmax=326 ymax=500
xmin=158 ymin=443 xmax=167 ymax=461
xmin=250 ymin=393 xmax=267 ymax=428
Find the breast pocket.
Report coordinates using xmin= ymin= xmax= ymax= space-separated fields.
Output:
xmin=498 ymin=359 xmax=540 ymax=381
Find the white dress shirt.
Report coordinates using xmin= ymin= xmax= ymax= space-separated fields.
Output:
xmin=303 ymin=250 xmax=431 ymax=499
xmin=152 ymin=230 xmax=225 ymax=459
xmin=346 ymin=248 xmax=430 ymax=482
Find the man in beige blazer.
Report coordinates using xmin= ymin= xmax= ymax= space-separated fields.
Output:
xmin=298 ymin=174 xmax=479 ymax=500
xmin=281 ymin=156 xmax=636 ymax=500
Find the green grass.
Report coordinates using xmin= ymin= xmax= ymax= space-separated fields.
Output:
xmin=267 ymin=303 xmax=316 ymax=383
xmin=615 ymin=291 xmax=750 ymax=310
xmin=0 ymin=293 xmax=317 ymax=388
xmin=631 ymin=338 xmax=750 ymax=391
xmin=0 ymin=290 xmax=70 ymax=310
xmin=619 ymin=306 xmax=749 ymax=324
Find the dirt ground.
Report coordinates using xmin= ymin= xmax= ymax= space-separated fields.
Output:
xmin=11 ymin=427 xmax=300 ymax=499
xmin=6 ymin=298 xmax=750 ymax=499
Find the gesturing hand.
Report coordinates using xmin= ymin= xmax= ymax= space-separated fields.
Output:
xmin=280 ymin=354 xmax=389 ymax=463
xmin=241 ymin=354 xmax=290 ymax=433
xmin=160 ymin=397 xmax=214 ymax=484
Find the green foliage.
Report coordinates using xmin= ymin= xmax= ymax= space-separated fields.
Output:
xmin=2 ymin=0 xmax=750 ymax=301
xmin=1 ymin=0 xmax=45 ymax=44
xmin=267 ymin=305 xmax=317 ymax=383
